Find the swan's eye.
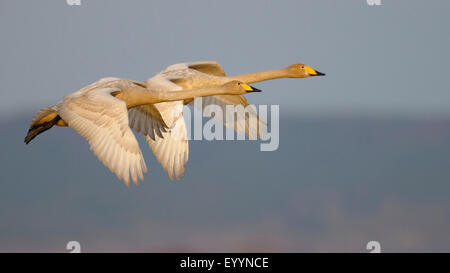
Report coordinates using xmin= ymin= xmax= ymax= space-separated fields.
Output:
xmin=238 ymin=82 xmax=241 ymax=85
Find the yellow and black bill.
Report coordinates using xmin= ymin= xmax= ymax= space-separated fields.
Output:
xmin=242 ymin=83 xmax=262 ymax=92
xmin=305 ymin=65 xmax=326 ymax=76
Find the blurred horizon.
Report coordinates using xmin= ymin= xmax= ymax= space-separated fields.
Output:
xmin=2 ymin=114 xmax=450 ymax=252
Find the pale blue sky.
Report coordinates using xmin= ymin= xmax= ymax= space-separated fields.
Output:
xmin=1 ymin=0 xmax=449 ymax=120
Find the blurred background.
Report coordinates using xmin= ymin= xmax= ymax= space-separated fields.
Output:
xmin=1 ymin=0 xmax=449 ymax=252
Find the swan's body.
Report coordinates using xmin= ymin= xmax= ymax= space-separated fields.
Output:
xmin=25 ymin=78 xmax=259 ymax=186
xmin=144 ymin=61 xmax=325 ymax=179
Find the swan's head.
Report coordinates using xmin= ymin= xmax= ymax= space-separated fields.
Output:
xmin=286 ymin=63 xmax=325 ymax=78
xmin=223 ymin=81 xmax=262 ymax=95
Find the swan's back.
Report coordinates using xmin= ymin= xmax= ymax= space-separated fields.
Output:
xmin=155 ymin=61 xmax=226 ymax=90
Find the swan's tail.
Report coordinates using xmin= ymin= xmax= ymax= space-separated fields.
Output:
xmin=24 ymin=106 xmax=65 ymax=144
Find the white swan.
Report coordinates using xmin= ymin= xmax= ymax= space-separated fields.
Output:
xmin=24 ymin=78 xmax=260 ymax=186
xmin=142 ymin=61 xmax=325 ymax=179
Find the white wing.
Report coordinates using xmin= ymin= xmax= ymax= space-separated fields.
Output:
xmin=73 ymin=77 xmax=168 ymax=140
xmin=57 ymin=87 xmax=147 ymax=186
xmin=144 ymin=73 xmax=190 ymax=179
xmin=128 ymin=105 xmax=168 ymax=141
xmin=194 ymin=95 xmax=267 ymax=140
xmin=164 ymin=62 xmax=266 ymax=139
xmin=79 ymin=78 xmax=168 ymax=140
xmin=146 ymin=74 xmax=184 ymax=127
xmin=146 ymin=115 xmax=189 ymax=180
xmin=162 ymin=61 xmax=226 ymax=77
xmin=143 ymin=61 xmax=265 ymax=179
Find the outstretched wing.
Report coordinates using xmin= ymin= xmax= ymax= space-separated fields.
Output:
xmin=145 ymin=73 xmax=190 ymax=179
xmin=168 ymin=62 xmax=267 ymax=139
xmin=145 ymin=73 xmax=185 ymax=127
xmin=162 ymin=61 xmax=226 ymax=77
xmin=128 ymin=105 xmax=168 ymax=141
xmin=193 ymin=95 xmax=267 ymax=140
xmin=186 ymin=61 xmax=226 ymax=77
xmin=57 ymin=87 xmax=147 ymax=186
xmin=146 ymin=115 xmax=189 ymax=180
xmin=127 ymin=80 xmax=168 ymax=140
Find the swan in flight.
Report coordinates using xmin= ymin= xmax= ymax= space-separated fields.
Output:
xmin=143 ymin=61 xmax=325 ymax=179
xmin=24 ymin=78 xmax=261 ymax=186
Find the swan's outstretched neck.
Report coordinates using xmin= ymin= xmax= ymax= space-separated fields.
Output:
xmin=118 ymin=85 xmax=231 ymax=108
xmin=228 ymin=68 xmax=288 ymax=84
